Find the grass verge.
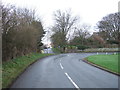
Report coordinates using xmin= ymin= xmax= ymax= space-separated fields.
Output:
xmin=52 ymin=48 xmax=62 ymax=53
xmin=2 ymin=53 xmax=54 ymax=88
xmin=85 ymin=54 xmax=119 ymax=74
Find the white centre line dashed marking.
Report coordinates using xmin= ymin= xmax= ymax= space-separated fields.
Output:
xmin=59 ymin=59 xmax=80 ymax=90
xmin=60 ymin=63 xmax=64 ymax=69
xmin=65 ymin=72 xmax=80 ymax=90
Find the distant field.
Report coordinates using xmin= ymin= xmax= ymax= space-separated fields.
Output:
xmin=86 ymin=54 xmax=119 ymax=74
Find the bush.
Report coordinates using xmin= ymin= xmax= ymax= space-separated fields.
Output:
xmin=52 ymin=48 xmax=62 ymax=53
xmin=107 ymin=40 xmax=119 ymax=44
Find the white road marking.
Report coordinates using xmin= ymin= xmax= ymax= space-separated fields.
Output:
xmin=65 ymin=72 xmax=80 ymax=90
xmin=60 ymin=63 xmax=64 ymax=69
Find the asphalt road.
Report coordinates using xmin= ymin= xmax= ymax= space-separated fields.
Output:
xmin=11 ymin=53 xmax=119 ymax=88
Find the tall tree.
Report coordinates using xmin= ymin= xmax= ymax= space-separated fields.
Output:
xmin=73 ymin=24 xmax=90 ymax=45
xmin=97 ymin=12 xmax=120 ymax=44
xmin=51 ymin=9 xmax=78 ymax=50
xmin=1 ymin=4 xmax=44 ymax=61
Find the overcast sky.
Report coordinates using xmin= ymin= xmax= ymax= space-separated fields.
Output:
xmin=2 ymin=0 xmax=119 ymax=45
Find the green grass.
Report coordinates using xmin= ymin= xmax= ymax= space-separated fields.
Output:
xmin=86 ymin=54 xmax=119 ymax=74
xmin=52 ymin=48 xmax=61 ymax=53
xmin=2 ymin=53 xmax=54 ymax=88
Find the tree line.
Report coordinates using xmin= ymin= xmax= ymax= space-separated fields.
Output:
xmin=1 ymin=4 xmax=44 ymax=61
xmin=1 ymin=3 xmax=119 ymax=61
xmin=51 ymin=10 xmax=119 ymax=52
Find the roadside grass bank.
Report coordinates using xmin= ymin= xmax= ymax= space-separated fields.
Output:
xmin=85 ymin=54 xmax=119 ymax=75
xmin=2 ymin=53 xmax=54 ymax=88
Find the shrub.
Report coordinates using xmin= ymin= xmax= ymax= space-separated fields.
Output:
xmin=77 ymin=45 xmax=89 ymax=50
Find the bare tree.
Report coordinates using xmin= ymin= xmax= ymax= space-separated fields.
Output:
xmin=2 ymin=4 xmax=44 ymax=61
xmin=53 ymin=10 xmax=78 ymax=34
xmin=71 ymin=24 xmax=90 ymax=45
xmin=51 ymin=9 xmax=79 ymax=50
xmin=97 ymin=12 xmax=120 ymax=44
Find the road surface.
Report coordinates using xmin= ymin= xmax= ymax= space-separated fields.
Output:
xmin=11 ymin=53 xmax=119 ymax=89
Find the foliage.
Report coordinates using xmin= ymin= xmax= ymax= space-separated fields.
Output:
xmin=107 ymin=40 xmax=119 ymax=44
xmin=69 ymin=24 xmax=91 ymax=49
xmin=51 ymin=32 xmax=66 ymax=47
xmin=69 ymin=12 xmax=120 ymax=49
xmin=77 ymin=45 xmax=89 ymax=50
xmin=52 ymin=47 xmax=62 ymax=53
xmin=1 ymin=4 xmax=44 ymax=61
xmin=51 ymin=9 xmax=79 ymax=52
xmin=97 ymin=12 xmax=120 ymax=44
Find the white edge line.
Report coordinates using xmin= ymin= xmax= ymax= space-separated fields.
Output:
xmin=65 ymin=72 xmax=80 ymax=90
xmin=60 ymin=63 xmax=64 ymax=69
